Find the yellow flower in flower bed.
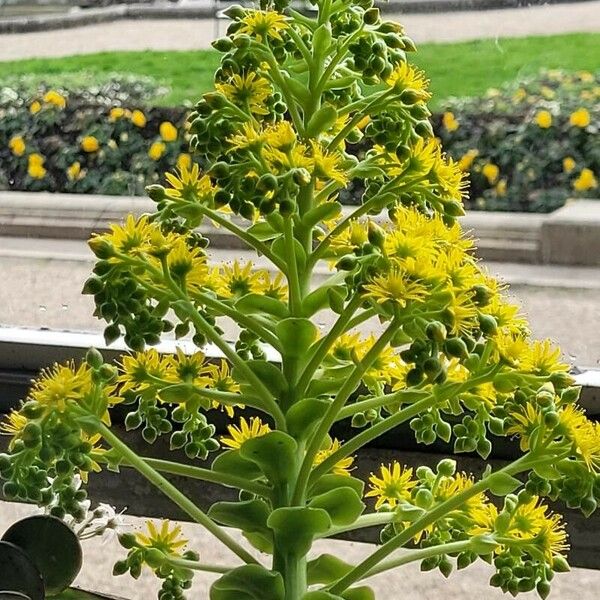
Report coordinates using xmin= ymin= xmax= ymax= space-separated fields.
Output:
xmin=29 ymin=100 xmax=41 ymax=115
xmin=43 ymin=89 xmax=66 ymax=109
xmin=109 ymin=107 xmax=128 ymax=121
xmin=573 ymin=168 xmax=598 ymax=191
xmin=67 ymin=161 xmax=84 ymax=181
xmin=8 ymin=135 xmax=26 ymax=157
xmin=563 ymin=156 xmax=576 ymax=173
xmin=27 ymin=153 xmax=46 ymax=179
xmin=534 ymin=110 xmax=552 ymax=128
xmin=482 ymin=162 xmax=500 ymax=184
xmin=442 ymin=111 xmax=459 ymax=132
xmin=458 ymin=148 xmax=478 ymax=171
xmin=148 ymin=141 xmax=166 ymax=161
xmin=176 ymin=153 xmax=192 ymax=172
xmin=159 ymin=121 xmax=178 ymax=142
xmin=131 ymin=109 xmax=147 ymax=128
xmin=81 ymin=136 xmax=100 ymax=153
xmin=569 ymin=107 xmax=591 ymax=128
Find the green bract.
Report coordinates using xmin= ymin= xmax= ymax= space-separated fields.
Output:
xmin=0 ymin=2 xmax=597 ymax=600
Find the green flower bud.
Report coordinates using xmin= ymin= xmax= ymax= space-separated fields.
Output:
xmin=113 ymin=560 xmax=129 ymax=576
xmin=445 ymin=337 xmax=469 ymax=359
xmin=437 ymin=458 xmax=456 ymax=477
xmin=536 ymin=581 xmax=552 ymax=599
xmin=425 ymin=321 xmax=447 ymax=343
xmin=552 ymin=555 xmax=570 ymax=573
xmin=212 ymin=37 xmax=234 ymax=52
xmin=119 ymin=532 xmax=138 ymax=549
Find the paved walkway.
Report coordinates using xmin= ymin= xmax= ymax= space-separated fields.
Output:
xmin=0 ymin=1 xmax=598 ymax=60
xmin=2 ymin=500 xmax=600 ymax=599
xmin=0 ymin=236 xmax=599 ymax=367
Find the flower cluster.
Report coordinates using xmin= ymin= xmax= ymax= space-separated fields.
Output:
xmin=437 ymin=69 xmax=599 ymax=212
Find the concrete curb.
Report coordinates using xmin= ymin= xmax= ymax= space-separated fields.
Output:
xmin=0 ymin=191 xmax=599 ymax=266
xmin=0 ymin=0 xmax=594 ymax=34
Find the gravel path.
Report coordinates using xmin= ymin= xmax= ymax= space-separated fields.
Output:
xmin=0 ymin=1 xmax=598 ymax=60
xmin=2 ymin=500 xmax=600 ymax=599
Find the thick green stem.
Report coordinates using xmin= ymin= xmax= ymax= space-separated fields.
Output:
xmin=292 ymin=317 xmax=401 ymax=504
xmin=93 ymin=453 xmax=270 ymax=497
xmin=94 ymin=421 xmax=259 ymax=565
xmin=363 ymin=539 xmax=475 ymax=579
xmin=296 ymin=294 xmax=363 ymax=397
xmin=166 ymin=556 xmax=234 ymax=574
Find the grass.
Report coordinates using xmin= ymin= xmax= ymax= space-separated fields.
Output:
xmin=0 ymin=33 xmax=598 ymax=107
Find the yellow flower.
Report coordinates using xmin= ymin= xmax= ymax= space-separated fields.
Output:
xmin=81 ymin=136 xmax=100 ymax=153
xmin=159 ymin=121 xmax=178 ymax=142
xmin=109 ymin=107 xmax=127 ymax=121
xmin=0 ymin=410 xmax=28 ymax=437
xmin=43 ymin=90 xmax=66 ymax=109
xmin=221 ymin=417 xmax=271 ymax=449
xmin=513 ymin=88 xmax=527 ymax=102
xmin=148 ymin=141 xmax=166 ymax=161
xmin=569 ymin=107 xmax=591 ymax=128
xmin=495 ymin=179 xmax=507 ymax=196
xmin=386 ymin=62 xmax=430 ymax=101
xmin=482 ymin=162 xmax=499 ymax=185
xmin=118 ymin=349 xmax=171 ymax=394
xmin=534 ymin=110 xmax=552 ymax=129
xmin=29 ymin=362 xmax=94 ymax=414
xmin=136 ymin=520 xmax=188 ymax=556
xmin=458 ymin=149 xmax=478 ymax=171
xmin=521 ymin=339 xmax=570 ymax=377
xmin=27 ymin=153 xmax=46 ymax=179
xmin=310 ymin=141 xmax=348 ymax=185
xmin=8 ymin=135 xmax=26 ymax=157
xmin=563 ymin=156 xmax=576 ymax=173
xmin=366 ymin=462 xmax=416 ymax=509
xmin=176 ymin=153 xmax=192 ymax=172
xmin=573 ymin=168 xmax=597 ymax=191
xmin=239 ymin=9 xmax=288 ymax=42
xmin=363 ymin=268 xmax=429 ymax=307
xmin=29 ymin=100 xmax=41 ymax=115
xmin=131 ymin=109 xmax=147 ymax=128
xmin=164 ymin=162 xmax=215 ymax=201
xmin=314 ymin=439 xmax=355 ymax=476
xmin=442 ymin=111 xmax=459 ymax=132
xmin=216 ymin=72 xmax=272 ymax=116
xmin=67 ymin=161 xmax=84 ymax=181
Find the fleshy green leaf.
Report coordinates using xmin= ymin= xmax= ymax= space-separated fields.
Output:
xmin=302 ymin=593 xmax=343 ymax=600
xmin=342 ymin=587 xmax=376 ymax=600
xmin=267 ymin=507 xmax=332 ymax=555
xmin=308 ymin=487 xmax=365 ymax=526
xmin=486 ymin=472 xmax=522 ymax=496
xmin=307 ymin=554 xmax=353 ymax=585
xmin=247 ymin=221 xmax=283 ymax=241
xmin=275 ymin=318 xmax=318 ymax=358
xmin=236 ymin=294 xmax=290 ymax=318
xmin=239 ymin=431 xmax=298 ymax=484
xmin=212 ymin=450 xmax=264 ymax=481
xmin=210 ymin=565 xmax=284 ymax=600
xmin=208 ymin=500 xmax=271 ymax=534
xmin=286 ymin=399 xmax=330 ymax=439
xmin=309 ymin=474 xmax=365 ymax=499
xmin=301 ymin=202 xmax=342 ymax=229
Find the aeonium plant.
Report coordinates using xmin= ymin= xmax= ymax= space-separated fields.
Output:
xmin=0 ymin=1 xmax=598 ymax=599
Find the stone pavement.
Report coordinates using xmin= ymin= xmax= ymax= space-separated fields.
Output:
xmin=0 ymin=0 xmax=598 ymax=60
xmin=0 ymin=236 xmax=599 ymax=367
xmin=2 ymin=500 xmax=600 ymax=599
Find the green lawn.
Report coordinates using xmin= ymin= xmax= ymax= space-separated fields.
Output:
xmin=1 ymin=33 xmax=598 ymax=107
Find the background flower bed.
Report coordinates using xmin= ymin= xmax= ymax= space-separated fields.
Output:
xmin=1 ymin=70 xmax=597 ymax=209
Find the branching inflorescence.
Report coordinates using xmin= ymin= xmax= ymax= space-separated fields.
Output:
xmin=1 ymin=2 xmax=598 ymax=599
